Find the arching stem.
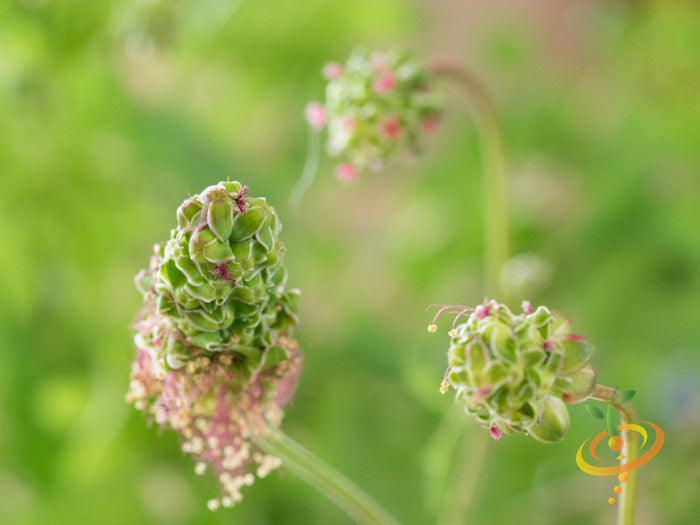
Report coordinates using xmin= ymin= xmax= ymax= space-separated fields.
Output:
xmin=289 ymin=126 xmax=321 ymax=209
xmin=426 ymin=61 xmax=511 ymax=525
xmin=255 ymin=430 xmax=401 ymax=525
xmin=590 ymin=384 xmax=639 ymax=525
xmin=428 ymin=61 xmax=509 ymax=299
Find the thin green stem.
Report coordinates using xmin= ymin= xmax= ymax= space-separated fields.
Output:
xmin=255 ymin=430 xmax=400 ymax=525
xmin=289 ymin=126 xmax=321 ymax=209
xmin=429 ymin=61 xmax=510 ymax=299
xmin=427 ymin=61 xmax=510 ymax=525
xmin=436 ymin=427 xmax=490 ymax=525
xmin=590 ymin=384 xmax=639 ymax=525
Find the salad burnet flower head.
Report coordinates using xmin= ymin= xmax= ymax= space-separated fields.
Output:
xmin=306 ymin=48 xmax=443 ymax=179
xmin=127 ymin=181 xmax=303 ymax=509
xmin=430 ymin=299 xmax=597 ymax=443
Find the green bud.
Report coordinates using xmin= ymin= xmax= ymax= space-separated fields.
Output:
xmin=137 ymin=181 xmax=300 ymax=369
xmin=438 ymin=299 xmax=598 ymax=442
xmin=526 ymin=396 xmax=570 ymax=443
xmin=563 ymin=365 xmax=597 ymax=403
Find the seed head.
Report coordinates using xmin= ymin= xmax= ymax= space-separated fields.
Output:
xmin=128 ymin=181 xmax=304 ymax=508
xmin=435 ymin=299 xmax=597 ymax=443
xmin=308 ymin=48 xmax=443 ymax=176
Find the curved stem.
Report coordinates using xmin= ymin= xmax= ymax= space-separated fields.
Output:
xmin=426 ymin=61 xmax=509 ymax=525
xmin=255 ymin=430 xmax=400 ymax=525
xmin=289 ymin=126 xmax=321 ymax=210
xmin=428 ymin=61 xmax=510 ymax=299
xmin=590 ymin=384 xmax=639 ymax=525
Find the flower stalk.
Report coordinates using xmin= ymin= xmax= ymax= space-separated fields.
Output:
xmin=256 ymin=431 xmax=401 ymax=525
xmin=427 ymin=61 xmax=510 ymax=525
xmin=428 ymin=61 xmax=509 ymax=298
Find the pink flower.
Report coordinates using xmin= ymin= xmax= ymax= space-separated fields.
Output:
xmin=522 ymin=300 xmax=533 ymax=314
xmin=373 ymin=71 xmax=396 ymax=94
xmin=304 ymin=102 xmax=327 ymax=129
xmin=420 ymin=116 xmax=440 ymax=135
xmin=128 ymin=301 xmax=304 ymax=509
xmin=475 ymin=302 xmax=490 ymax=319
xmin=335 ymin=163 xmax=357 ymax=182
xmin=322 ymin=62 xmax=343 ymax=80
xmin=490 ymin=426 xmax=502 ymax=440
xmin=380 ymin=116 xmax=401 ymax=140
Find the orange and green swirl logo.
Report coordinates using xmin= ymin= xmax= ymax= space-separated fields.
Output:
xmin=576 ymin=389 xmax=664 ymax=505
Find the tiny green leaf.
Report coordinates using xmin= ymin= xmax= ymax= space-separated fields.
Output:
xmin=618 ymin=390 xmax=636 ymax=403
xmin=585 ymin=404 xmax=604 ymax=419
xmin=606 ymin=402 xmax=618 ymax=436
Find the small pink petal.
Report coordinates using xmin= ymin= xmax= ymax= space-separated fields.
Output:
xmin=421 ymin=116 xmax=440 ymax=134
xmin=475 ymin=303 xmax=490 ymax=319
xmin=373 ymin=72 xmax=396 ymax=94
xmin=322 ymin=62 xmax=343 ymax=80
xmin=380 ymin=116 xmax=401 ymax=140
xmin=335 ymin=163 xmax=357 ymax=182
xmin=522 ymin=300 xmax=533 ymax=314
xmin=305 ymin=102 xmax=327 ymax=129
xmin=490 ymin=426 xmax=502 ymax=440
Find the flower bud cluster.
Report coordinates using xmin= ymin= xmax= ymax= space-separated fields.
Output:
xmin=438 ymin=300 xmax=597 ymax=443
xmin=128 ymin=181 xmax=303 ymax=508
xmin=134 ymin=181 xmax=299 ymax=369
xmin=306 ymin=49 xmax=442 ymax=179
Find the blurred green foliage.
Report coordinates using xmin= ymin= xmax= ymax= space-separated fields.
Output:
xmin=1 ymin=1 xmax=698 ymax=524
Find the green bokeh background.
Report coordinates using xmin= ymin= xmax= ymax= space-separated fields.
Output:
xmin=1 ymin=1 xmax=698 ymax=524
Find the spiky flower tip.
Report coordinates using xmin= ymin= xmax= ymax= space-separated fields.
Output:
xmin=127 ymin=181 xmax=303 ymax=508
xmin=433 ymin=299 xmax=597 ymax=443
xmin=306 ymin=48 xmax=443 ymax=178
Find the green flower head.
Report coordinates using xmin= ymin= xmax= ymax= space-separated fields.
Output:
xmin=128 ymin=181 xmax=303 ymax=509
xmin=431 ymin=299 xmax=597 ymax=443
xmin=135 ymin=180 xmax=299 ymax=370
xmin=306 ymin=48 xmax=443 ymax=180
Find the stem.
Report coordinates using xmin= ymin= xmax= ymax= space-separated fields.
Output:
xmin=289 ymin=126 xmax=321 ymax=209
xmin=255 ymin=430 xmax=400 ymax=525
xmin=429 ymin=61 xmax=510 ymax=299
xmin=436 ymin=428 xmax=490 ymax=525
xmin=427 ymin=61 xmax=509 ymax=525
xmin=590 ymin=384 xmax=639 ymax=525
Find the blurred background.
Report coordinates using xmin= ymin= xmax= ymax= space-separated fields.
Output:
xmin=1 ymin=0 xmax=698 ymax=523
